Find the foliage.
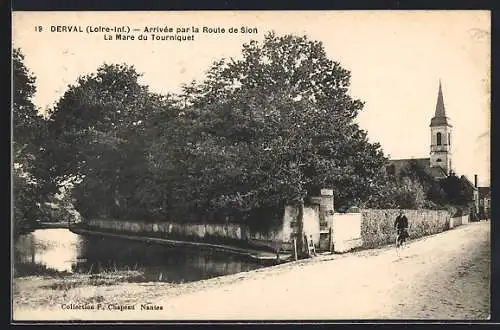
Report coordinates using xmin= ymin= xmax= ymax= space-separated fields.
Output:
xmin=27 ymin=33 xmax=448 ymax=231
xmin=361 ymin=175 xmax=426 ymax=209
xmin=168 ymin=32 xmax=388 ymax=224
xmin=13 ymin=167 xmax=40 ymax=233
xmin=440 ymin=174 xmax=474 ymax=206
xmin=398 ymin=160 xmax=446 ymax=204
xmin=38 ymin=192 xmax=81 ymax=223
xmin=12 ymin=48 xmax=50 ymax=233
xmin=43 ymin=63 xmax=175 ymax=220
xmin=363 ymin=159 xmax=472 ymax=210
xmin=41 ymin=33 xmax=404 ymax=231
xmin=15 ymin=33 xmax=477 ymax=234
xmin=13 ymin=48 xmax=38 ymax=154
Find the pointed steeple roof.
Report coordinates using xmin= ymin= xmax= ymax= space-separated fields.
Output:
xmin=435 ymin=80 xmax=446 ymax=117
xmin=430 ymin=80 xmax=452 ymax=127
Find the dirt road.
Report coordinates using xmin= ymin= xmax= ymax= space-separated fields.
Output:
xmin=13 ymin=221 xmax=490 ymax=321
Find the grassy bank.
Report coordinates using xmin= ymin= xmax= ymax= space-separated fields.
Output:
xmin=13 ymin=271 xmax=159 ymax=310
xmin=12 ymin=264 xmax=287 ymax=310
xmin=14 ymin=263 xmax=72 ymax=278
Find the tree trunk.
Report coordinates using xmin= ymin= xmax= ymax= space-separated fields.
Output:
xmin=296 ymin=198 xmax=305 ymax=258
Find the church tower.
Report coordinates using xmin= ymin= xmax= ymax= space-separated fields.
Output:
xmin=430 ymin=81 xmax=453 ymax=175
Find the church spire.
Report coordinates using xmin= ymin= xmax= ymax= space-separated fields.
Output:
xmin=435 ymin=80 xmax=446 ymax=117
xmin=430 ymin=80 xmax=451 ymax=127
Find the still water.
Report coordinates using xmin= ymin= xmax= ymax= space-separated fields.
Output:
xmin=13 ymin=229 xmax=266 ymax=283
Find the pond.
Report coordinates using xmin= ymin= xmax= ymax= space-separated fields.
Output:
xmin=13 ymin=228 xmax=266 ymax=283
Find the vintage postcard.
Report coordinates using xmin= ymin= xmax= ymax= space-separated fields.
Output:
xmin=12 ymin=10 xmax=491 ymax=321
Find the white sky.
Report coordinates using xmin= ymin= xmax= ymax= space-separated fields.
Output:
xmin=12 ymin=11 xmax=491 ymax=186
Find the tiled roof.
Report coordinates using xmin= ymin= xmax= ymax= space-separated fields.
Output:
xmin=460 ymin=175 xmax=478 ymax=190
xmin=428 ymin=166 xmax=448 ymax=179
xmin=387 ymin=158 xmax=447 ymax=179
xmin=388 ymin=157 xmax=430 ymax=169
xmin=478 ymin=187 xmax=491 ymax=198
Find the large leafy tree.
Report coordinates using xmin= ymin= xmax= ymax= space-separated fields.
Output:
xmin=13 ymin=48 xmax=38 ymax=157
xmin=176 ymin=32 xmax=387 ymax=209
xmin=44 ymin=64 xmax=174 ymax=220
xmin=12 ymin=48 xmax=47 ymax=233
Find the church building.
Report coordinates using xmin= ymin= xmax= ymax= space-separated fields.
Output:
xmin=386 ymin=81 xmax=481 ymax=215
xmin=386 ymin=81 xmax=453 ymax=180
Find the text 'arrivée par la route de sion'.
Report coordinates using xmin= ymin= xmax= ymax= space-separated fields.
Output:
xmin=46 ymin=25 xmax=259 ymax=41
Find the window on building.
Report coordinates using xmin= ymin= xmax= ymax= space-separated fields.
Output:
xmin=436 ymin=158 xmax=442 ymax=162
xmin=448 ymin=133 xmax=451 ymax=146
xmin=437 ymin=132 xmax=442 ymax=146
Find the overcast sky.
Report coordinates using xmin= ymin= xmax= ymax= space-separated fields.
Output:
xmin=12 ymin=11 xmax=491 ymax=186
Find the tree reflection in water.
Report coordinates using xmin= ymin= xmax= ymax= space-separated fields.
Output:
xmin=14 ymin=228 xmax=265 ymax=282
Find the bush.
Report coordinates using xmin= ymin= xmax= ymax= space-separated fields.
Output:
xmin=363 ymin=176 xmax=427 ymax=209
xmin=441 ymin=204 xmax=472 ymax=217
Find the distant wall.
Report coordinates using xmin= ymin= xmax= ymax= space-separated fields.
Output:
xmin=360 ymin=209 xmax=450 ymax=249
xmin=86 ymin=218 xmax=292 ymax=251
xmin=86 ymin=219 xmax=245 ymax=240
xmin=450 ymin=214 xmax=469 ymax=228
xmin=85 ymin=204 xmax=322 ymax=252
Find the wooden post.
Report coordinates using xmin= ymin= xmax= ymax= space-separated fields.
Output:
xmin=304 ymin=234 xmax=309 ymax=257
xmin=274 ymin=240 xmax=281 ymax=263
xmin=293 ymin=238 xmax=298 ymax=261
xmin=329 ymin=227 xmax=334 ymax=253
xmin=296 ymin=198 xmax=305 ymax=258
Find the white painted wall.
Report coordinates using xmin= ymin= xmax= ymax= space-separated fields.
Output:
xmin=331 ymin=212 xmax=363 ymax=253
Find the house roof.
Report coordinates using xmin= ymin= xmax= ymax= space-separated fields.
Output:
xmin=428 ymin=166 xmax=448 ymax=179
xmin=460 ymin=175 xmax=478 ymax=190
xmin=478 ymin=187 xmax=491 ymax=198
xmin=387 ymin=157 xmax=448 ymax=180
xmin=387 ymin=158 xmax=430 ymax=171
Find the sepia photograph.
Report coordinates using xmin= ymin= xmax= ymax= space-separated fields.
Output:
xmin=11 ymin=10 xmax=491 ymax=321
